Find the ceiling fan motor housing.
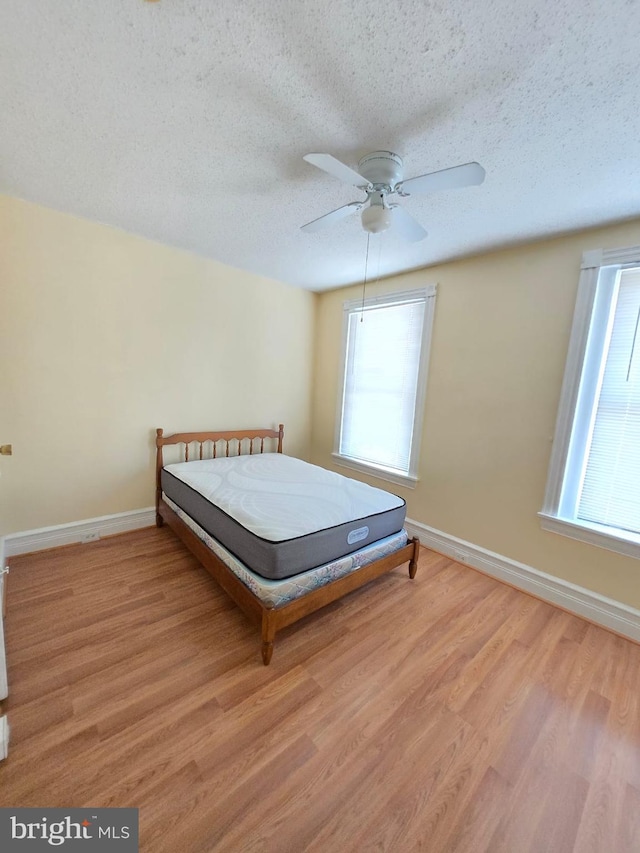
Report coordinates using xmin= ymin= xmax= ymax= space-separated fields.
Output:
xmin=357 ymin=151 xmax=403 ymax=189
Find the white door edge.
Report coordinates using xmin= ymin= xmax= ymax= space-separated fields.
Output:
xmin=0 ymin=566 xmax=7 ymax=701
xmin=0 ymin=715 xmax=8 ymax=761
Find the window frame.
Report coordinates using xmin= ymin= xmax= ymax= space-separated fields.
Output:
xmin=332 ymin=285 xmax=437 ymax=488
xmin=540 ymin=245 xmax=640 ymax=559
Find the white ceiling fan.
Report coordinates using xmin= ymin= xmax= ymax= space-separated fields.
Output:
xmin=301 ymin=151 xmax=485 ymax=242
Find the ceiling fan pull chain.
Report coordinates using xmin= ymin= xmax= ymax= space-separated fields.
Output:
xmin=360 ymin=232 xmax=371 ymax=322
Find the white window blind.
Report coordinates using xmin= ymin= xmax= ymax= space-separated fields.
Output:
xmin=577 ymin=268 xmax=640 ymax=534
xmin=338 ymin=288 xmax=434 ymax=480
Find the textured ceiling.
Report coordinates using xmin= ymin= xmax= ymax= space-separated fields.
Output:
xmin=2 ymin=0 xmax=640 ymax=291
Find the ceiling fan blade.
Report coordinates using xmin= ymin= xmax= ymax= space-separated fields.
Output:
xmin=303 ymin=153 xmax=371 ymax=188
xmin=300 ymin=201 xmax=364 ymax=233
xmin=398 ymin=161 xmax=485 ymax=196
xmin=390 ymin=205 xmax=428 ymax=242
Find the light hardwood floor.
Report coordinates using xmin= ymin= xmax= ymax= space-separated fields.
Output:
xmin=1 ymin=527 xmax=639 ymax=852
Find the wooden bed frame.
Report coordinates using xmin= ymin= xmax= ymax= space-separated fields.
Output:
xmin=155 ymin=425 xmax=420 ymax=665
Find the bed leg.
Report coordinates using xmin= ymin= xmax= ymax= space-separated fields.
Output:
xmin=261 ymin=640 xmax=274 ymax=666
xmin=261 ymin=612 xmax=276 ymax=666
xmin=408 ymin=536 xmax=420 ymax=579
xmin=156 ymin=512 xmax=164 ymax=528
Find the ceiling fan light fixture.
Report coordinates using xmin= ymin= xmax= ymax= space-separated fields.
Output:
xmin=361 ymin=204 xmax=392 ymax=234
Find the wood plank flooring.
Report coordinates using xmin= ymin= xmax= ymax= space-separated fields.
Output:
xmin=1 ymin=527 xmax=639 ymax=851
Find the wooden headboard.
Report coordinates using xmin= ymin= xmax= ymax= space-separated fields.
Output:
xmin=155 ymin=424 xmax=284 ymax=521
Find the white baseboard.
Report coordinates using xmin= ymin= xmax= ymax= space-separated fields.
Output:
xmin=405 ymin=517 xmax=640 ymax=643
xmin=4 ymin=507 xmax=156 ymax=558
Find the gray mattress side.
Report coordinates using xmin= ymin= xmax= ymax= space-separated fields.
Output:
xmin=161 ymin=468 xmax=406 ymax=580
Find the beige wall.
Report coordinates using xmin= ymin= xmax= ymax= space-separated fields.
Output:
xmin=312 ymin=219 xmax=640 ymax=610
xmin=3 ymin=191 xmax=638 ymax=610
xmin=0 ymin=195 xmax=315 ymax=535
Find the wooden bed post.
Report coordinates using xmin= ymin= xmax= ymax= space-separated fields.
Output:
xmin=277 ymin=424 xmax=284 ymax=454
xmin=408 ymin=536 xmax=420 ymax=579
xmin=155 ymin=428 xmax=164 ymax=528
xmin=261 ymin=611 xmax=277 ymax=665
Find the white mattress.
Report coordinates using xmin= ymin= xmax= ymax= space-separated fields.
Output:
xmin=164 ymin=495 xmax=409 ymax=608
xmin=161 ymin=453 xmax=406 ymax=579
xmin=164 ymin=453 xmax=404 ymax=541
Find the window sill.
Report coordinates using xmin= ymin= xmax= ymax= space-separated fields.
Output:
xmin=331 ymin=453 xmax=418 ymax=489
xmin=539 ymin=512 xmax=640 ymax=560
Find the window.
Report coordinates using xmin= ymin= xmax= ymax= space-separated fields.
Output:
xmin=541 ymin=246 xmax=640 ymax=558
xmin=333 ymin=286 xmax=436 ymax=487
